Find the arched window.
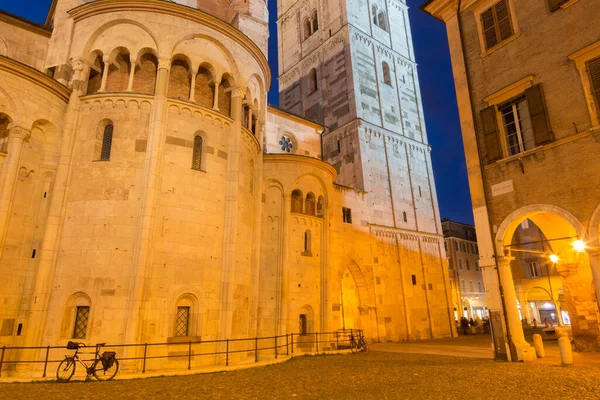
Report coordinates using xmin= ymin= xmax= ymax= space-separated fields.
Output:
xmin=168 ymin=58 xmax=191 ymax=100
xmin=312 ymin=10 xmax=319 ymax=33
xmin=378 ymin=11 xmax=388 ymax=32
xmin=382 ymin=62 xmax=392 ymax=85
xmin=304 ymin=18 xmax=312 ymax=40
xmin=303 ymin=230 xmax=312 ymax=255
xmin=173 ymin=295 xmax=198 ymax=337
xmin=316 ymin=196 xmax=324 ymax=217
xmin=291 ymin=189 xmax=303 ymax=213
xmin=95 ymin=123 xmax=113 ymax=161
xmin=0 ymin=114 xmax=10 ymax=153
xmin=87 ymin=54 xmax=103 ymax=95
xmin=192 ymin=135 xmax=203 ymax=171
xmin=305 ymin=192 xmax=316 ymax=215
xmin=299 ymin=314 xmax=308 ymax=335
xmin=63 ymin=293 xmax=92 ymax=340
xmin=133 ymin=52 xmax=158 ymax=95
xmin=308 ymin=68 xmax=318 ymax=93
xmin=372 ymin=5 xmax=378 ymax=25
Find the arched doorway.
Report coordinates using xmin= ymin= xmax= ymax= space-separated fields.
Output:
xmin=338 ymin=263 xmax=372 ymax=336
xmin=497 ymin=206 xmax=600 ymax=352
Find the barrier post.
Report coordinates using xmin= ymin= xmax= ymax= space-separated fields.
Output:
xmin=275 ymin=336 xmax=278 ymax=359
xmin=188 ymin=341 xmax=192 ymax=370
xmin=286 ymin=334 xmax=289 ymax=356
xmin=291 ymin=334 xmax=294 ymax=354
xmin=315 ymin=332 xmax=319 ymax=352
xmin=255 ymin=337 xmax=258 ymax=362
xmin=226 ymin=339 xmax=229 ymax=366
xmin=142 ymin=343 xmax=148 ymax=373
xmin=42 ymin=346 xmax=50 ymax=377
xmin=0 ymin=346 xmax=5 ymax=378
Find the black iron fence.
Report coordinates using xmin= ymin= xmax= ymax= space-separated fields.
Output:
xmin=0 ymin=329 xmax=364 ymax=379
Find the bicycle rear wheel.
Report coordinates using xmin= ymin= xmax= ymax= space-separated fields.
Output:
xmin=93 ymin=358 xmax=119 ymax=381
xmin=359 ymin=338 xmax=368 ymax=352
xmin=350 ymin=340 xmax=358 ymax=353
xmin=56 ymin=357 xmax=76 ymax=382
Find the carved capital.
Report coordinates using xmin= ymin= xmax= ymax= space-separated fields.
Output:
xmin=158 ymin=57 xmax=172 ymax=71
xmin=10 ymin=126 xmax=31 ymax=141
xmin=70 ymin=58 xmax=86 ymax=72
xmin=102 ymin=55 xmax=111 ymax=63
xmin=231 ymin=86 xmax=247 ymax=99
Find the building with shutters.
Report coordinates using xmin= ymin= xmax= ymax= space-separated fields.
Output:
xmin=423 ymin=0 xmax=600 ymax=361
xmin=442 ymin=219 xmax=487 ymax=321
xmin=0 ymin=0 xmax=456 ymax=373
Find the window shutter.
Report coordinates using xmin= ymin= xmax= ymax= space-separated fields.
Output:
xmin=480 ymin=106 xmax=503 ymax=163
xmin=494 ymin=0 xmax=513 ymax=42
xmin=548 ymin=0 xmax=569 ymax=12
xmin=481 ymin=9 xmax=498 ymax=49
xmin=525 ymin=84 xmax=553 ymax=146
xmin=588 ymin=57 xmax=600 ymax=115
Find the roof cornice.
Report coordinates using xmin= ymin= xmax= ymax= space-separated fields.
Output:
xmin=263 ymin=154 xmax=337 ymax=179
xmin=0 ymin=10 xmax=52 ymax=37
xmin=267 ymin=105 xmax=324 ymax=130
xmin=67 ymin=0 xmax=271 ymax=89
xmin=0 ymin=55 xmax=70 ymax=103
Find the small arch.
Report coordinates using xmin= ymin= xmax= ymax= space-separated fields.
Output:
xmin=305 ymin=192 xmax=316 ymax=216
xmin=218 ymin=74 xmax=233 ymax=117
xmin=132 ymin=51 xmax=158 ymax=95
xmin=312 ymin=10 xmax=319 ymax=33
xmin=87 ymin=52 xmax=104 ymax=95
xmin=308 ymin=68 xmax=318 ymax=93
xmin=191 ymin=134 xmax=203 ymax=171
xmin=94 ymin=120 xmax=114 ymax=161
xmin=372 ymin=5 xmax=378 ymax=25
xmin=303 ymin=18 xmax=312 ymax=40
xmin=194 ymin=65 xmax=215 ymax=108
xmin=317 ymin=196 xmax=324 ymax=217
xmin=291 ymin=189 xmax=304 ymax=213
xmin=105 ymin=47 xmax=131 ymax=92
xmin=299 ymin=305 xmax=315 ymax=335
xmin=168 ymin=56 xmax=192 ymax=101
xmin=382 ymin=62 xmax=392 ymax=85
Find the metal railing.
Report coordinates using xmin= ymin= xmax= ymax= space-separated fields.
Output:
xmin=0 ymin=329 xmax=363 ymax=379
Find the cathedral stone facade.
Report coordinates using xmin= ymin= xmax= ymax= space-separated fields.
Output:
xmin=0 ymin=0 xmax=453 ymax=371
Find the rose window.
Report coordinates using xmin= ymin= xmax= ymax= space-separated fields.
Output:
xmin=279 ymin=136 xmax=294 ymax=153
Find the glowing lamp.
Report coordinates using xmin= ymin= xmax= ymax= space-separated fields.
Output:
xmin=549 ymin=254 xmax=559 ymax=264
xmin=573 ymin=239 xmax=586 ymax=253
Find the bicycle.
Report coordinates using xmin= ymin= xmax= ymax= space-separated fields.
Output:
xmin=349 ymin=332 xmax=368 ymax=353
xmin=56 ymin=341 xmax=119 ymax=382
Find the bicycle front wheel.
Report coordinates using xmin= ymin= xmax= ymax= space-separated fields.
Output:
xmin=56 ymin=357 xmax=76 ymax=382
xmin=93 ymin=358 xmax=119 ymax=381
xmin=359 ymin=339 xmax=369 ymax=352
xmin=350 ymin=340 xmax=358 ymax=353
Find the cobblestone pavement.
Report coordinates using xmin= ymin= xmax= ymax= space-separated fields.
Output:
xmin=1 ymin=352 xmax=599 ymax=400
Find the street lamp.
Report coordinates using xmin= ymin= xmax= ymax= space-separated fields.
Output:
xmin=572 ymin=239 xmax=586 ymax=253
xmin=549 ymin=254 xmax=559 ymax=263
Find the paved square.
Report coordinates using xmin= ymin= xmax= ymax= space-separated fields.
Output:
xmin=1 ymin=351 xmax=599 ymax=399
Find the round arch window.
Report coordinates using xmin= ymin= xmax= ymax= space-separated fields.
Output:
xmin=279 ymin=135 xmax=295 ymax=153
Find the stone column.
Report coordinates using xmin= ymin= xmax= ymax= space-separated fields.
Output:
xmin=0 ymin=126 xmax=30 ymax=258
xmin=21 ymin=58 xmax=86 ymax=351
xmin=213 ymin=78 xmax=221 ymax=110
xmin=246 ymin=105 xmax=253 ymax=130
xmin=497 ymin=256 xmax=536 ymax=361
xmin=189 ymin=71 xmax=197 ymax=103
xmin=280 ymin=193 xmax=291 ymax=336
xmin=127 ymin=58 xmax=137 ymax=92
xmin=99 ymin=56 xmax=110 ymax=92
xmin=216 ymin=86 xmax=245 ymax=352
xmin=123 ymin=57 xmax=171 ymax=350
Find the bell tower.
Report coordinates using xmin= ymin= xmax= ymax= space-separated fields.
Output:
xmin=277 ymin=0 xmax=442 ymax=234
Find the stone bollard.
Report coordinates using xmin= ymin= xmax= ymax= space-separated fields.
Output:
xmin=558 ymin=336 xmax=573 ymax=365
xmin=532 ymin=334 xmax=545 ymax=358
xmin=555 ymin=327 xmax=567 ymax=339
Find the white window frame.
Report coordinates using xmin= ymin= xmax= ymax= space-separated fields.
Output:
xmin=473 ymin=0 xmax=521 ymax=57
xmin=528 ymin=261 xmax=540 ymax=278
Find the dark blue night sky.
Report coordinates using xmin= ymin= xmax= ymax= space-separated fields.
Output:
xmin=2 ymin=0 xmax=473 ymax=225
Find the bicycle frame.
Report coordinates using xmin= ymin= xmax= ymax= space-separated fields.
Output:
xmin=66 ymin=343 xmax=106 ymax=378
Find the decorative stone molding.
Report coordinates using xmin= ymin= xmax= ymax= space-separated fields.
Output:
xmin=80 ymin=93 xmax=154 ymax=111
xmin=158 ymin=57 xmax=172 ymax=71
xmin=9 ymin=126 xmax=31 ymax=141
xmin=241 ymin=127 xmax=261 ymax=154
